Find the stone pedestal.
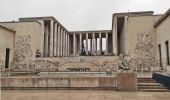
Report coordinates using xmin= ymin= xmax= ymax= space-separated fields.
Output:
xmin=117 ymin=72 xmax=137 ymax=91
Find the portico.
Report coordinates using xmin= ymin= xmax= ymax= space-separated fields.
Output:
xmin=69 ymin=30 xmax=112 ymax=56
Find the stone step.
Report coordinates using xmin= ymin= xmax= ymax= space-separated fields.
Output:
xmin=138 ymin=83 xmax=164 ymax=86
xmin=137 ymin=78 xmax=170 ymax=92
xmin=138 ymin=78 xmax=155 ymax=81
xmin=138 ymin=80 xmax=157 ymax=83
xmin=138 ymin=85 xmax=167 ymax=89
xmin=138 ymin=78 xmax=153 ymax=80
xmin=138 ymin=88 xmax=170 ymax=92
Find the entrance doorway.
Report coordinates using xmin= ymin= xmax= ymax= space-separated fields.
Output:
xmin=5 ymin=48 xmax=10 ymax=68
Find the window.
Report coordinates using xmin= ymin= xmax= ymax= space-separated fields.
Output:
xmin=165 ymin=41 xmax=170 ymax=65
xmin=5 ymin=48 xmax=10 ymax=68
xmin=158 ymin=44 xmax=162 ymax=67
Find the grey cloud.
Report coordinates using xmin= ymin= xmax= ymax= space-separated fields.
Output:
xmin=0 ymin=0 xmax=169 ymax=31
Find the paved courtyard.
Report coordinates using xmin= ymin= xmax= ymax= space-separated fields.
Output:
xmin=1 ymin=90 xmax=170 ymax=100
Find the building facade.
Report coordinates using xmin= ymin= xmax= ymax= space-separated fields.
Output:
xmin=0 ymin=8 xmax=170 ymax=72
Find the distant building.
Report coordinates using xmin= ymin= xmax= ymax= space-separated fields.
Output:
xmin=0 ymin=8 xmax=170 ymax=72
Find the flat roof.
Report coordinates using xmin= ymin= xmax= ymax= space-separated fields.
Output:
xmin=19 ymin=16 xmax=69 ymax=32
xmin=2 ymin=20 xmax=41 ymax=25
xmin=69 ymin=30 xmax=112 ymax=34
xmin=113 ymin=11 xmax=154 ymax=17
xmin=0 ymin=23 xmax=16 ymax=33
xmin=154 ymin=8 xmax=170 ymax=27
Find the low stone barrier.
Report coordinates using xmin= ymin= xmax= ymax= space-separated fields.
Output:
xmin=117 ymin=73 xmax=137 ymax=91
xmin=1 ymin=76 xmax=117 ymax=90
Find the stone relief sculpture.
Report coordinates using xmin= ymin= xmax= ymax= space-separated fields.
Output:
xmin=100 ymin=32 xmax=158 ymax=72
xmin=12 ymin=35 xmax=59 ymax=71
xmin=30 ymin=59 xmax=59 ymax=71
xmin=131 ymin=32 xmax=158 ymax=71
xmin=118 ymin=54 xmax=130 ymax=70
xmin=101 ymin=60 xmax=118 ymax=71
xmin=13 ymin=35 xmax=33 ymax=70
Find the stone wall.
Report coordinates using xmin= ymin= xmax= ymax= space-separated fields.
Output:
xmin=156 ymin=15 xmax=170 ymax=71
xmin=127 ymin=16 xmax=160 ymax=71
xmin=0 ymin=26 xmax=15 ymax=71
xmin=1 ymin=76 xmax=117 ymax=89
xmin=9 ymin=55 xmax=160 ymax=72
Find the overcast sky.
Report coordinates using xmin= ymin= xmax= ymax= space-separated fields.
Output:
xmin=0 ymin=0 xmax=169 ymax=31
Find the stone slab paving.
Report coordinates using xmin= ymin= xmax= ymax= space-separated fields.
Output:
xmin=1 ymin=90 xmax=170 ymax=100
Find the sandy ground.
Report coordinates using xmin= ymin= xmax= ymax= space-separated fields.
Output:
xmin=1 ymin=90 xmax=170 ymax=100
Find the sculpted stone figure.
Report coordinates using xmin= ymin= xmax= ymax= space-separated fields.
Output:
xmin=118 ymin=54 xmax=130 ymax=70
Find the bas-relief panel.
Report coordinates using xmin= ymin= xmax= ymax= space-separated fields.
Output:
xmin=132 ymin=32 xmax=159 ymax=71
xmin=12 ymin=35 xmax=33 ymax=70
xmin=30 ymin=60 xmax=59 ymax=71
xmin=12 ymin=35 xmax=59 ymax=71
xmin=100 ymin=32 xmax=159 ymax=72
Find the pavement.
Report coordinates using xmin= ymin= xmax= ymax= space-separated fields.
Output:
xmin=1 ymin=90 xmax=170 ymax=100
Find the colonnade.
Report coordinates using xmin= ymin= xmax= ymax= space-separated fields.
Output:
xmin=72 ymin=32 xmax=111 ymax=56
xmin=43 ymin=20 xmax=70 ymax=57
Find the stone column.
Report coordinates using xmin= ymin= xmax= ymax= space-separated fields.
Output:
xmin=73 ymin=33 xmax=76 ymax=56
xmin=95 ymin=37 xmax=97 ymax=54
xmin=60 ymin=28 xmax=63 ymax=56
xmin=113 ymin=17 xmax=118 ymax=55
xmin=57 ymin=26 xmax=60 ymax=56
xmin=99 ymin=32 xmax=102 ymax=55
xmin=90 ymin=38 xmax=92 ymax=54
xmin=39 ymin=20 xmax=44 ymax=57
xmin=65 ymin=31 xmax=67 ymax=56
xmin=54 ymin=23 xmax=57 ymax=57
xmin=55 ymin=24 xmax=58 ymax=56
xmin=65 ymin=32 xmax=68 ymax=56
xmin=79 ymin=34 xmax=82 ymax=55
xmin=63 ymin=30 xmax=65 ymax=56
xmin=44 ymin=24 xmax=49 ymax=57
xmin=86 ymin=33 xmax=88 ymax=55
xmin=68 ymin=34 xmax=70 ymax=56
xmin=106 ymin=32 xmax=108 ymax=55
xmin=92 ymin=33 xmax=95 ymax=54
xmin=49 ymin=20 xmax=54 ymax=57
xmin=124 ymin=16 xmax=129 ymax=55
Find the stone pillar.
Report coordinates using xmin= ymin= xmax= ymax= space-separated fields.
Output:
xmin=73 ymin=33 xmax=76 ymax=56
xmin=57 ymin=26 xmax=60 ymax=56
xmin=95 ymin=37 xmax=97 ymax=54
xmin=106 ymin=32 xmax=108 ymax=55
xmin=60 ymin=28 xmax=63 ymax=56
xmin=63 ymin=30 xmax=65 ymax=56
xmin=39 ymin=20 xmax=44 ymax=57
xmin=49 ymin=20 xmax=54 ymax=57
xmin=99 ymin=32 xmax=102 ymax=55
xmin=113 ymin=17 xmax=118 ymax=55
xmin=56 ymin=24 xmax=58 ymax=56
xmin=54 ymin=23 xmax=57 ymax=57
xmin=44 ymin=24 xmax=49 ymax=57
xmin=65 ymin=31 xmax=67 ymax=56
xmin=92 ymin=33 xmax=95 ymax=54
xmin=124 ymin=16 xmax=129 ymax=55
xmin=79 ymin=34 xmax=82 ymax=55
xmin=64 ymin=31 xmax=67 ymax=56
xmin=65 ymin=32 xmax=67 ymax=56
xmin=86 ymin=33 xmax=88 ymax=55
xmin=68 ymin=34 xmax=70 ymax=56
xmin=90 ymin=38 xmax=92 ymax=54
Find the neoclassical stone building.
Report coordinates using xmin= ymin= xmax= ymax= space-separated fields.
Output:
xmin=0 ymin=8 xmax=170 ymax=72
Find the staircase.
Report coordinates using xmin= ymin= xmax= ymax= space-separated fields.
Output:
xmin=138 ymin=78 xmax=170 ymax=92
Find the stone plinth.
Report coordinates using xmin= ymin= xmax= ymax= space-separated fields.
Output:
xmin=117 ymin=72 xmax=137 ymax=91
